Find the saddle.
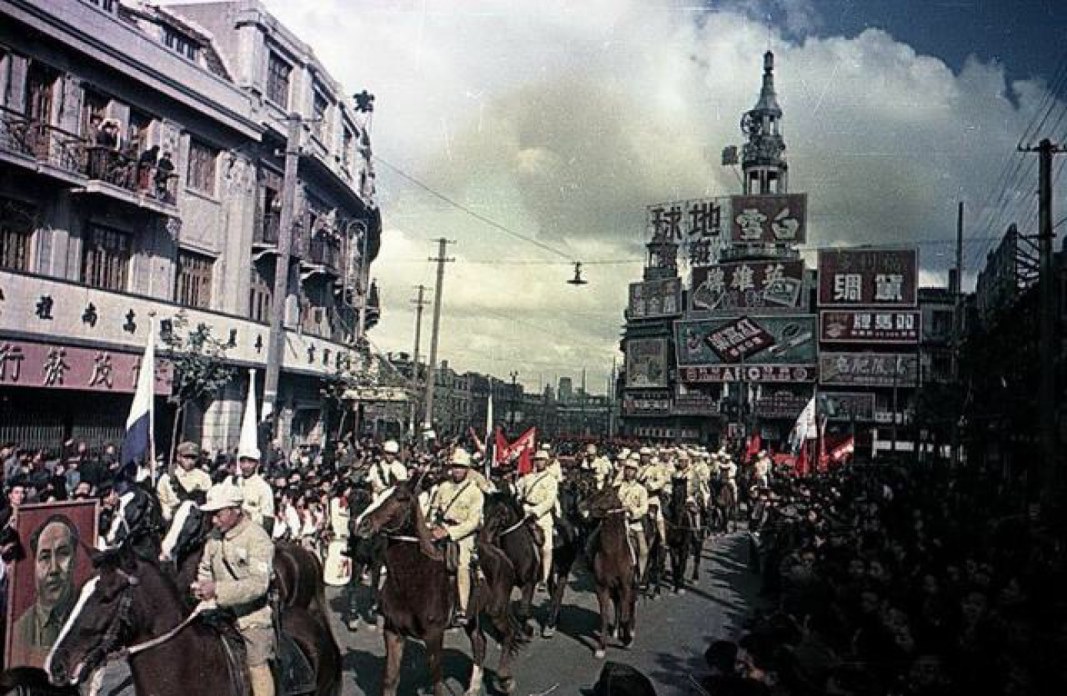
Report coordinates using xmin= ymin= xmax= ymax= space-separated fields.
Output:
xmin=275 ymin=632 xmax=316 ymax=696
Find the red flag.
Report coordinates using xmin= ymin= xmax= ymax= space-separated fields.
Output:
xmin=795 ymin=440 xmax=810 ymax=477
xmin=511 ymin=427 xmax=537 ymax=475
xmin=829 ymin=435 xmax=855 ymax=465
xmin=493 ymin=427 xmax=510 ymax=467
xmin=745 ymin=432 xmax=762 ymax=463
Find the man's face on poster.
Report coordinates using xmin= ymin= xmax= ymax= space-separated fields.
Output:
xmin=35 ymin=521 xmax=75 ymax=609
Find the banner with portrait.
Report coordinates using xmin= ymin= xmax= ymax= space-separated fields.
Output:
xmin=5 ymin=499 xmax=99 ymax=669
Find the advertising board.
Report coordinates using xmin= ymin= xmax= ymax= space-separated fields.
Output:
xmin=817 ymin=248 xmax=918 ymax=307
xmin=690 ymin=260 xmax=806 ymax=314
xmin=628 ymin=277 xmax=683 ymax=319
xmin=819 ymin=352 xmax=920 ymax=387
xmin=728 ymin=193 xmax=807 ymax=244
xmin=675 ymin=315 xmax=817 ymax=367
xmin=819 ymin=310 xmax=921 ymax=344
xmin=625 ymin=338 xmax=669 ymax=389
xmin=816 ymin=392 xmax=876 ymax=422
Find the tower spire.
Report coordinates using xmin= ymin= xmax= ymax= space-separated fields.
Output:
xmin=740 ymin=50 xmax=787 ymax=195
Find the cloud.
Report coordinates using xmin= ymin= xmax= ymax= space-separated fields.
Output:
xmin=244 ymin=0 xmax=1060 ymax=389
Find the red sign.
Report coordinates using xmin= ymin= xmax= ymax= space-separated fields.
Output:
xmin=703 ymin=317 xmax=775 ymax=362
xmin=729 ymin=193 xmax=807 ymax=244
xmin=820 ymin=310 xmax=921 ymax=343
xmin=0 ymin=341 xmax=171 ymax=394
xmin=690 ymin=260 xmax=806 ymax=313
xmin=817 ymin=248 xmax=918 ymax=307
xmin=679 ymin=364 xmax=815 ymax=383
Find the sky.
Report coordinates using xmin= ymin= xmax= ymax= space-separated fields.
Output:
xmin=200 ymin=0 xmax=1067 ymax=393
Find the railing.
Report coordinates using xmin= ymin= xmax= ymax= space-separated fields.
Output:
xmin=82 ymin=146 xmax=177 ymax=204
xmin=0 ymin=106 xmax=84 ymax=175
xmin=307 ymin=234 xmax=341 ymax=273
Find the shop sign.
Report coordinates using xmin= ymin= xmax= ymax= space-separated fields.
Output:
xmin=728 ymin=193 xmax=808 ymax=244
xmin=819 ymin=352 xmax=920 ymax=387
xmin=690 ymin=259 xmax=806 ymax=314
xmin=676 ymin=315 xmax=817 ymax=367
xmin=626 ymin=337 xmax=669 ymax=389
xmin=679 ymin=364 xmax=816 ymax=383
xmin=817 ymin=248 xmax=918 ymax=307
xmin=754 ymin=390 xmax=812 ymax=418
xmin=817 ymin=392 xmax=876 ymax=422
xmin=628 ymin=278 xmax=682 ymax=319
xmin=622 ymin=392 xmax=672 ymax=415
xmin=0 ymin=340 xmax=170 ymax=394
xmin=673 ymin=393 xmax=721 ymax=416
xmin=820 ymin=310 xmax=921 ymax=343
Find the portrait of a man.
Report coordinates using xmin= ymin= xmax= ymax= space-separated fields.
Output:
xmin=5 ymin=500 xmax=96 ymax=669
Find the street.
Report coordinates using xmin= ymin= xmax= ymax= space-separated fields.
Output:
xmin=95 ymin=532 xmax=756 ymax=696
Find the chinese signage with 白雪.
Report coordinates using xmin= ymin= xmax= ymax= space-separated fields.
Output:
xmin=729 ymin=193 xmax=807 ymax=245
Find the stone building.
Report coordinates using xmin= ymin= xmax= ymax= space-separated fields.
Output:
xmin=0 ymin=0 xmax=381 ymax=455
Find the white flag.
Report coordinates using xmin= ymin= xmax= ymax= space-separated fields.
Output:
xmin=789 ymin=395 xmax=817 ymax=453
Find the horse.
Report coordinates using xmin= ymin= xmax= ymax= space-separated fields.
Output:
xmin=578 ymin=486 xmax=637 ymax=659
xmin=354 ymin=482 xmax=524 ymax=696
xmin=343 ymin=486 xmax=386 ymax=631
xmin=665 ymin=477 xmax=703 ymax=593
xmin=481 ymin=491 xmax=580 ymax=638
xmin=102 ymin=483 xmax=165 ymax=560
xmin=159 ymin=500 xmax=330 ymax=626
xmin=45 ymin=544 xmax=340 ymax=696
xmin=707 ymin=477 xmax=738 ymax=534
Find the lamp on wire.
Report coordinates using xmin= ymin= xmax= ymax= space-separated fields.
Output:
xmin=567 ymin=262 xmax=588 ymax=286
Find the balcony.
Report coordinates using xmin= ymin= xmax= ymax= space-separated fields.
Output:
xmin=0 ymin=106 xmax=85 ymax=183
xmin=303 ymin=233 xmax=342 ymax=275
xmin=253 ymin=211 xmax=281 ymax=247
xmin=81 ymin=146 xmax=178 ymax=207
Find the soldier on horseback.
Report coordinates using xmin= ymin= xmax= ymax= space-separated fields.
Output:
xmin=157 ymin=441 xmax=212 ymax=521
xmin=515 ymin=449 xmax=558 ymax=590
xmin=192 ymin=483 xmax=276 ymax=696
xmin=671 ymin=451 xmax=709 ymax=528
xmin=582 ymin=444 xmax=613 ymax=490
xmin=425 ymin=447 xmax=484 ymax=627
xmin=618 ymin=459 xmax=650 ymax=584
xmin=637 ymin=448 xmax=668 ymax=551
xmin=367 ymin=439 xmax=408 ymax=500
xmin=226 ymin=445 xmax=275 ymax=535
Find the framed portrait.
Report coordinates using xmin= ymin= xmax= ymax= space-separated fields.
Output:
xmin=4 ymin=499 xmax=99 ymax=669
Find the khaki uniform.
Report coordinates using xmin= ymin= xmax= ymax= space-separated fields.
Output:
xmin=468 ymin=468 xmax=497 ymax=495
xmin=157 ymin=466 xmax=212 ymax=520
xmin=589 ymin=457 xmax=613 ymax=490
xmin=546 ymin=459 xmax=564 ymax=483
xmin=367 ymin=458 xmax=408 ymax=496
xmin=197 ymin=516 xmax=275 ymax=696
xmin=516 ymin=470 xmax=558 ymax=583
xmin=229 ymin=473 xmax=275 ymax=530
xmin=671 ymin=467 xmax=708 ymax=529
xmin=617 ymin=479 xmax=649 ymax=578
xmin=639 ymin=462 xmax=669 ymax=544
xmin=692 ymin=460 xmax=712 ymax=507
xmin=426 ymin=478 xmax=484 ymax=614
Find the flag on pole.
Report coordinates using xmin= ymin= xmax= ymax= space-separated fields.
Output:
xmin=795 ymin=439 xmax=811 ymax=477
xmin=238 ymin=368 xmax=261 ymax=461
xmin=788 ymin=395 xmax=817 ymax=454
xmin=817 ymin=415 xmax=829 ymax=472
xmin=121 ymin=317 xmax=156 ymax=478
xmin=511 ymin=427 xmax=537 ymax=475
xmin=484 ymin=393 xmax=494 ymax=476
xmin=494 ymin=427 xmax=509 ymax=468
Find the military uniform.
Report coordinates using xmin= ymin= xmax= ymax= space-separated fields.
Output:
xmin=467 ymin=468 xmax=497 ymax=495
xmin=426 ymin=477 xmax=484 ymax=615
xmin=367 ymin=457 xmax=408 ymax=497
xmin=228 ymin=473 xmax=275 ymax=530
xmin=617 ymin=478 xmax=649 ymax=578
xmin=639 ymin=459 xmax=669 ymax=545
xmin=589 ymin=456 xmax=613 ymax=490
xmin=197 ymin=515 xmax=275 ymax=694
xmin=157 ymin=466 xmax=212 ymax=520
xmin=516 ymin=468 xmax=558 ymax=583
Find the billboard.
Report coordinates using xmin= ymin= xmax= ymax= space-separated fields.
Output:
xmin=646 ymin=197 xmax=724 ymax=242
xmin=0 ymin=340 xmax=171 ymax=394
xmin=690 ymin=260 xmax=806 ymax=314
xmin=819 ymin=352 xmax=920 ymax=387
xmin=679 ymin=364 xmax=816 ymax=383
xmin=817 ymin=248 xmax=918 ymax=307
xmin=755 ymin=389 xmax=812 ymax=419
xmin=628 ymin=277 xmax=682 ymax=319
xmin=819 ymin=310 xmax=921 ymax=344
xmin=817 ymin=392 xmax=876 ymax=422
xmin=622 ymin=392 xmax=672 ymax=416
xmin=729 ymin=193 xmax=807 ymax=245
xmin=625 ymin=338 xmax=669 ymax=389
xmin=675 ymin=315 xmax=817 ymax=367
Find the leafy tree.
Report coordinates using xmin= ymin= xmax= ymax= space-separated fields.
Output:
xmin=160 ymin=311 xmax=234 ymax=466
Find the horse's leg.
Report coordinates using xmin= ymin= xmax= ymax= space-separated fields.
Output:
xmin=518 ymin=580 xmax=536 ymax=638
xmin=623 ymin=581 xmax=637 ymax=646
xmin=368 ymin=563 xmax=383 ymax=628
xmin=543 ymin=561 xmax=569 ymax=638
xmin=425 ymin=629 xmax=446 ymax=696
xmin=594 ymin=585 xmax=611 ymax=659
xmin=483 ymin=603 xmax=517 ymax=694
xmin=465 ymin=610 xmax=494 ymax=696
xmin=382 ymin=628 xmax=405 ymax=696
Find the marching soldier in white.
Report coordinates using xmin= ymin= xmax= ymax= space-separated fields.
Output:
xmin=157 ymin=441 xmax=212 ymax=521
xmin=672 ymin=451 xmax=709 ymax=527
xmin=367 ymin=439 xmax=408 ymax=499
xmin=753 ymin=450 xmax=772 ymax=488
xmin=426 ymin=447 xmax=484 ymax=626
xmin=618 ymin=459 xmax=650 ymax=582
xmin=516 ymin=450 xmax=559 ymax=587
xmin=691 ymin=450 xmax=713 ymax=509
xmin=639 ymin=450 xmax=669 ymax=548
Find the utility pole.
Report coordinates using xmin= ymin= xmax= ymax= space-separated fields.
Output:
xmin=263 ymin=114 xmax=302 ymax=426
xmin=1021 ymin=139 xmax=1063 ymax=504
xmin=422 ymin=239 xmax=454 ymax=434
xmin=408 ymin=284 xmax=429 ymax=436
xmin=951 ymin=200 xmax=964 ymax=468
xmin=509 ymin=370 xmax=519 ymax=430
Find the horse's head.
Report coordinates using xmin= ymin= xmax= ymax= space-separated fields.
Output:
xmin=354 ymin=483 xmax=417 ymax=538
xmin=103 ymin=486 xmax=163 ymax=553
xmin=481 ymin=492 xmax=523 ymax=538
xmin=346 ymin=486 xmax=374 ymax=516
xmin=46 ymin=546 xmax=145 ymax=686
xmin=159 ymin=500 xmax=209 ymax=563
xmin=580 ymin=486 xmax=622 ymax=519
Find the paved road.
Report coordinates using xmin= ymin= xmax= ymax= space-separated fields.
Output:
xmin=97 ymin=532 xmax=757 ymax=696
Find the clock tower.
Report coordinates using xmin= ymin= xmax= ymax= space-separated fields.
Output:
xmin=741 ymin=51 xmax=787 ymax=195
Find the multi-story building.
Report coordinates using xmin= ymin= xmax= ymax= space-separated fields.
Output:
xmin=0 ymin=0 xmax=381 ymax=454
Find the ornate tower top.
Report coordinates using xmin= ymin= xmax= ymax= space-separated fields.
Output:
xmin=740 ymin=50 xmax=788 ymax=195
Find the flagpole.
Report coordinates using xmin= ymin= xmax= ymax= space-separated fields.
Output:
xmin=148 ymin=312 xmax=156 ymax=484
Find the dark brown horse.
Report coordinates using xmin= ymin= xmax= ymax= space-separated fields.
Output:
xmin=579 ymin=486 xmax=637 ymax=659
xmin=45 ymin=545 xmax=340 ymax=696
xmin=160 ymin=500 xmax=329 ymax=625
xmin=481 ymin=492 xmax=580 ymax=638
xmin=343 ymin=486 xmax=386 ymax=630
xmin=665 ymin=477 xmax=704 ymax=593
xmin=355 ymin=482 xmax=524 ymax=696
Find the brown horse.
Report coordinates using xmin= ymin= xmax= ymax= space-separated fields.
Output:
xmin=355 ymin=482 xmax=524 ymax=696
xmin=579 ymin=486 xmax=637 ymax=659
xmin=665 ymin=477 xmax=704 ymax=592
xmin=45 ymin=544 xmax=340 ymax=696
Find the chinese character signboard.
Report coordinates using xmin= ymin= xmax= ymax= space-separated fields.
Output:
xmin=819 ymin=352 xmax=920 ymax=387
xmin=625 ymin=338 xmax=669 ymax=389
xmin=817 ymin=248 xmax=918 ymax=307
xmin=647 ymin=198 xmax=725 ymax=243
xmin=679 ymin=364 xmax=816 ymax=383
xmin=0 ymin=340 xmax=171 ymax=394
xmin=675 ymin=315 xmax=817 ymax=382
xmin=755 ymin=389 xmax=812 ymax=419
xmin=690 ymin=260 xmax=806 ymax=314
xmin=628 ymin=278 xmax=683 ymax=319
xmin=622 ymin=392 xmax=672 ymax=416
xmin=729 ymin=193 xmax=807 ymax=245
xmin=820 ymin=310 xmax=921 ymax=344
xmin=817 ymin=392 xmax=876 ymax=422
xmin=673 ymin=392 xmax=721 ymax=415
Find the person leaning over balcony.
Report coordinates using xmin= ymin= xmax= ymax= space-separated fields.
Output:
xmin=154 ymin=151 xmax=175 ymax=201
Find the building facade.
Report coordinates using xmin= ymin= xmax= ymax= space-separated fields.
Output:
xmin=0 ymin=0 xmax=381 ymax=455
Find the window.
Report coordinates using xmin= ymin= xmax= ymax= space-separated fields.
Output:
xmin=186 ymin=139 xmax=217 ymax=195
xmin=175 ymin=249 xmax=213 ymax=308
xmin=81 ymin=225 xmax=130 ymax=291
xmin=163 ymin=28 xmax=198 ymax=60
xmin=0 ymin=198 xmax=36 ymax=272
xmin=249 ymin=260 xmax=273 ymax=322
xmin=81 ymin=90 xmax=109 ymax=139
xmin=311 ymin=89 xmax=328 ymax=140
xmin=25 ymin=62 xmax=58 ymax=122
xmin=85 ymin=0 xmax=117 ymax=12
xmin=266 ymin=52 xmax=291 ymax=108
xmin=128 ymin=110 xmax=153 ymax=155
